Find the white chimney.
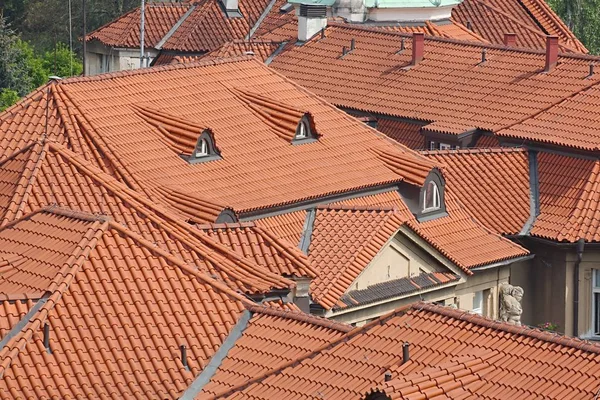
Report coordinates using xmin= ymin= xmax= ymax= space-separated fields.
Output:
xmin=298 ymin=4 xmax=327 ymax=42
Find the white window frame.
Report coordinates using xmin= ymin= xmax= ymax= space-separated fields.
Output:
xmin=593 ymin=270 xmax=600 ymax=338
xmin=296 ymin=121 xmax=308 ymax=139
xmin=422 ymin=181 xmax=440 ymax=212
xmin=195 ymin=138 xmax=208 ymax=157
xmin=439 ymin=143 xmax=452 ymax=150
xmin=472 ymin=290 xmax=483 ymax=315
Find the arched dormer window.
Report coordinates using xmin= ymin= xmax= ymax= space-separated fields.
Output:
xmin=186 ymin=129 xmax=221 ymax=164
xmin=417 ymin=168 xmax=447 ymax=221
xmin=296 ymin=120 xmax=309 ymax=139
xmin=292 ymin=114 xmax=318 ymax=145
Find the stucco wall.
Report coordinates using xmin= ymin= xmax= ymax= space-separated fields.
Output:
xmin=568 ymin=249 xmax=600 ymax=338
xmin=85 ymin=40 xmax=157 ymax=76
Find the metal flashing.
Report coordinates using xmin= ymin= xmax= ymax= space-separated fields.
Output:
xmin=519 ymin=150 xmax=540 ymax=235
xmin=0 ymin=293 xmax=50 ymax=351
xmin=265 ymin=41 xmax=289 ymax=65
xmin=470 ymin=254 xmax=535 ymax=271
xmin=246 ymin=0 xmax=278 ymax=40
xmin=179 ymin=310 xmax=252 ymax=400
xmin=298 ymin=208 xmax=317 ymax=254
xmin=155 ymin=5 xmax=197 ymax=50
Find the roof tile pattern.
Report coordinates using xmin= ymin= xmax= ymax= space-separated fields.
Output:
xmin=254 ymin=210 xmax=306 ymax=245
xmin=376 ymin=118 xmax=425 ymax=150
xmin=423 ymin=148 xmax=531 ymax=235
xmin=0 ymin=300 xmax=32 ymax=337
xmin=0 ymin=141 xmax=294 ymax=295
xmin=532 ymin=152 xmax=600 ymax=242
xmin=0 ymin=208 xmax=249 ymax=399
xmin=214 ymin=302 xmax=600 ymax=399
xmin=88 ymin=4 xmax=190 ymax=48
xmin=269 ymin=25 xmax=600 ymax=146
xmin=0 ymin=58 xmax=433 ymax=214
xmin=202 ymin=40 xmax=281 ymax=62
xmin=200 ymin=309 xmax=349 ymax=396
xmin=197 ymin=222 xmax=316 ymax=278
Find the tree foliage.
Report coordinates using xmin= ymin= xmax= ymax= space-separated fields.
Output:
xmin=547 ymin=0 xmax=600 ymax=54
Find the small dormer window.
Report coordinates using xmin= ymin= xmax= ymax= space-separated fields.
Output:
xmin=422 ymin=180 xmax=440 ymax=212
xmin=296 ymin=121 xmax=308 ymax=139
xmin=195 ymin=138 xmax=208 ymax=157
xmin=292 ymin=114 xmax=318 ymax=145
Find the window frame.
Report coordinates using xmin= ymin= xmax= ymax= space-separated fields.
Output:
xmin=592 ymin=270 xmax=600 ymax=338
xmin=422 ymin=180 xmax=440 ymax=213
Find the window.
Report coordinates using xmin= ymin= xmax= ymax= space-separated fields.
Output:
xmin=473 ymin=291 xmax=483 ymax=315
xmin=296 ymin=121 xmax=308 ymax=139
xmin=422 ymin=181 xmax=440 ymax=212
xmin=195 ymin=138 xmax=208 ymax=157
xmin=439 ymin=143 xmax=452 ymax=150
xmin=593 ymin=270 xmax=600 ymax=336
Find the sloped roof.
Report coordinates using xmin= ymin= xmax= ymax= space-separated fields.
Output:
xmin=422 ymin=148 xmax=531 ymax=235
xmin=0 ymin=206 xmax=253 ymax=398
xmin=88 ymin=3 xmax=190 ymax=48
xmin=254 ymin=210 xmax=307 ymax=245
xmin=0 ymin=141 xmax=295 ymax=295
xmin=376 ymin=118 xmax=425 ymax=150
xmin=532 ymin=152 xmax=600 ymax=242
xmin=269 ymin=25 xmax=600 ymax=150
xmin=200 ymin=40 xmax=281 ymax=62
xmin=210 ymin=302 xmax=600 ymax=399
xmin=199 ymin=305 xmax=350 ymax=396
xmin=453 ymin=0 xmax=587 ymax=53
xmin=197 ymin=222 xmax=317 ymax=278
xmin=0 ymin=57 xmax=434 ymax=215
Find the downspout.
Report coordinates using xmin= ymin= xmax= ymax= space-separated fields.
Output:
xmin=573 ymin=238 xmax=585 ymax=337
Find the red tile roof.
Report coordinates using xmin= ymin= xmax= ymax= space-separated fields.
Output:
xmin=88 ymin=3 xmax=190 ymax=48
xmin=422 ymin=148 xmax=531 ymax=235
xmin=202 ymin=40 xmax=281 ymax=62
xmin=269 ymin=25 xmax=600 ymax=151
xmin=0 ymin=206 xmax=253 ymax=398
xmin=376 ymin=119 xmax=425 ymax=150
xmin=0 ymin=57 xmax=434 ymax=215
xmin=197 ymin=222 xmax=317 ymax=278
xmin=453 ymin=0 xmax=586 ymax=53
xmin=200 ymin=306 xmax=350 ymax=396
xmin=211 ymin=302 xmax=600 ymax=399
xmin=532 ymin=152 xmax=600 ymax=242
xmin=254 ymin=210 xmax=307 ymax=245
xmin=0 ymin=141 xmax=295 ymax=295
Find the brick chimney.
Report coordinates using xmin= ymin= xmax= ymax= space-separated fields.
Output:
xmin=545 ymin=35 xmax=559 ymax=72
xmin=411 ymin=33 xmax=424 ymax=66
xmin=503 ymin=33 xmax=516 ymax=47
xmin=298 ymin=4 xmax=327 ymax=42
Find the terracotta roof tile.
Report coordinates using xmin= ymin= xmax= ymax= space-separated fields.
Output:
xmin=269 ymin=25 xmax=600 ymax=150
xmin=422 ymin=148 xmax=531 ymax=235
xmin=532 ymin=152 xmax=600 ymax=242
xmin=254 ymin=210 xmax=307 ymax=245
xmin=202 ymin=40 xmax=281 ymax=62
xmin=0 ymin=140 xmax=294 ymax=295
xmin=0 ymin=207 xmax=253 ymax=398
xmin=376 ymin=119 xmax=425 ymax=150
xmin=212 ymin=302 xmax=600 ymax=399
xmin=197 ymin=222 xmax=317 ymax=278
xmin=200 ymin=306 xmax=349 ymax=396
xmin=88 ymin=3 xmax=190 ymax=48
xmin=0 ymin=58 xmax=434 ymax=214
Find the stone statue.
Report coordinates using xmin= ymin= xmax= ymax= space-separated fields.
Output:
xmin=499 ymin=284 xmax=523 ymax=325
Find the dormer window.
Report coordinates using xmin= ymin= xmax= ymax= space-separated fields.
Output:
xmin=296 ymin=121 xmax=308 ymax=139
xmin=422 ymin=180 xmax=440 ymax=212
xmin=186 ymin=129 xmax=221 ymax=164
xmin=292 ymin=114 xmax=318 ymax=145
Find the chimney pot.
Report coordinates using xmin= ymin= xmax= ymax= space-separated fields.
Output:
xmin=384 ymin=371 xmax=392 ymax=382
xmin=503 ymin=33 xmax=516 ymax=47
xmin=402 ymin=342 xmax=410 ymax=364
xmin=545 ymin=35 xmax=559 ymax=72
xmin=589 ymin=62 xmax=595 ymax=78
xmin=298 ymin=5 xmax=327 ymax=42
xmin=411 ymin=33 xmax=424 ymax=66
xmin=481 ymin=49 xmax=487 ymax=63
xmin=401 ymin=37 xmax=405 ymax=51
xmin=43 ymin=323 xmax=51 ymax=354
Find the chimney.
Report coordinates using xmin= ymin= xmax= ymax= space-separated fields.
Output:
xmin=298 ymin=4 xmax=327 ymax=42
xmin=43 ymin=323 xmax=51 ymax=354
xmin=545 ymin=35 xmax=559 ymax=72
xmin=402 ymin=342 xmax=410 ymax=364
xmin=180 ymin=344 xmax=189 ymax=371
xmin=411 ymin=33 xmax=424 ymax=66
xmin=222 ymin=0 xmax=239 ymax=11
xmin=503 ymin=33 xmax=516 ymax=47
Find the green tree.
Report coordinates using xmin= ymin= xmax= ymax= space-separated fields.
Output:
xmin=0 ymin=88 xmax=18 ymax=111
xmin=548 ymin=0 xmax=600 ymax=54
xmin=43 ymin=42 xmax=83 ymax=78
xmin=0 ymin=17 xmax=33 ymax=96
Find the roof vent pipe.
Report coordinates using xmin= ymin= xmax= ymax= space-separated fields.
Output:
xmin=402 ymin=342 xmax=410 ymax=364
xmin=384 ymin=371 xmax=392 ymax=382
xmin=411 ymin=33 xmax=424 ymax=66
xmin=544 ymin=35 xmax=559 ymax=72
xmin=481 ymin=49 xmax=487 ymax=63
xmin=400 ymin=37 xmax=405 ymax=51
xmin=180 ymin=344 xmax=189 ymax=370
xmin=43 ymin=323 xmax=51 ymax=354
xmin=466 ymin=21 xmax=472 ymax=30
xmin=588 ymin=63 xmax=595 ymax=78
xmin=350 ymin=38 xmax=356 ymax=51
xmin=503 ymin=33 xmax=516 ymax=47
xmin=298 ymin=4 xmax=327 ymax=42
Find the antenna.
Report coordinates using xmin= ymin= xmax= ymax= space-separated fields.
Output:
xmin=68 ymin=0 xmax=73 ymax=76
xmin=140 ymin=0 xmax=146 ymax=68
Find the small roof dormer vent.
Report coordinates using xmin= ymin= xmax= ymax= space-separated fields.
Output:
xmin=232 ymin=88 xmax=320 ymax=145
xmin=134 ymin=105 xmax=222 ymax=164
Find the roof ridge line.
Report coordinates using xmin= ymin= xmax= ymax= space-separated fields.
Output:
xmin=155 ymin=4 xmax=197 ymax=50
xmin=326 ymin=21 xmax=598 ymax=60
xmin=106 ymin=219 xmax=256 ymax=306
xmin=420 ymin=147 xmax=527 ymax=156
xmin=0 ymin=217 xmax=110 ymax=378
xmin=208 ymin=302 xmax=416 ymax=399
xmin=246 ymin=304 xmax=352 ymax=332
xmin=415 ymin=302 xmax=600 ymax=353
xmin=318 ymin=204 xmax=397 ymax=212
